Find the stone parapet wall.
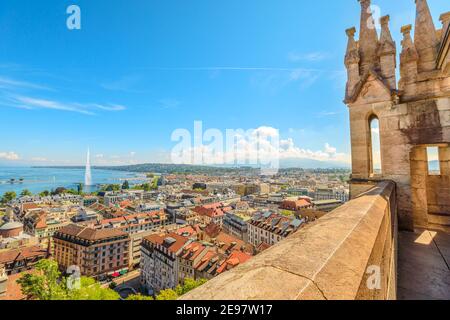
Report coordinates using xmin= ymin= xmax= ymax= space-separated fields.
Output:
xmin=181 ymin=181 xmax=397 ymax=300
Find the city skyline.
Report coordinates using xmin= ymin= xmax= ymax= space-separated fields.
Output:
xmin=0 ymin=0 xmax=448 ymax=167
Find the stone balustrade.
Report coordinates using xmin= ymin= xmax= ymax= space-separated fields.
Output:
xmin=181 ymin=181 xmax=397 ymax=300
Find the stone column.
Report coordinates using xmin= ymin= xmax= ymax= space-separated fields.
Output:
xmin=439 ymin=146 xmax=450 ymax=176
xmin=410 ymin=147 xmax=429 ymax=228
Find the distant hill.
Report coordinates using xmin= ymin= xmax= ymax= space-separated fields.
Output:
xmin=35 ymin=161 xmax=351 ymax=174
xmin=279 ymin=158 xmax=350 ymax=169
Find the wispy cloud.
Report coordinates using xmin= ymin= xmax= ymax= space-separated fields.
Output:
xmin=250 ymin=68 xmax=324 ymax=93
xmin=288 ymin=51 xmax=331 ymax=63
xmin=316 ymin=110 xmax=344 ymax=117
xmin=0 ymin=74 xmax=127 ymax=115
xmin=101 ymin=75 xmax=148 ymax=93
xmin=0 ymin=76 xmax=52 ymax=91
xmin=3 ymin=95 xmax=126 ymax=116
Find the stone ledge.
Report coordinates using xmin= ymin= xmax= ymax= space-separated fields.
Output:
xmin=181 ymin=181 xmax=397 ymax=300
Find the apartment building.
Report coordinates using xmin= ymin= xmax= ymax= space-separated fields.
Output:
xmin=222 ymin=212 xmax=250 ymax=242
xmin=53 ymin=224 xmax=130 ymax=280
xmin=95 ymin=210 xmax=168 ymax=267
xmin=192 ymin=203 xmax=231 ymax=227
xmin=177 ymin=242 xmax=211 ymax=283
xmin=247 ymin=211 xmax=305 ymax=248
xmin=140 ymin=233 xmax=189 ymax=294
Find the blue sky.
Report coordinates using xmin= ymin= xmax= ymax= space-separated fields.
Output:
xmin=0 ymin=0 xmax=448 ymax=166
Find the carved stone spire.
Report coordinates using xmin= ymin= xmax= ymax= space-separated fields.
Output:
xmin=345 ymin=27 xmax=361 ymax=98
xmin=378 ymin=15 xmax=397 ymax=89
xmin=358 ymin=0 xmax=379 ymax=75
xmin=440 ymin=12 xmax=450 ymax=43
xmin=345 ymin=27 xmax=360 ymax=66
xmin=414 ymin=0 xmax=439 ymax=72
xmin=400 ymin=25 xmax=419 ymax=88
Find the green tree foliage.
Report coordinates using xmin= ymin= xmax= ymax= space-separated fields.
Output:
xmin=1 ymin=191 xmax=17 ymax=204
xmin=175 ymin=278 xmax=208 ymax=296
xmin=77 ymin=183 xmax=84 ymax=195
xmin=17 ymin=259 xmax=119 ymax=300
xmin=20 ymin=189 xmax=33 ymax=197
xmin=39 ymin=190 xmax=50 ymax=197
xmin=104 ymin=184 xmax=121 ymax=192
xmin=155 ymin=289 xmax=179 ymax=300
xmin=52 ymin=187 xmax=67 ymax=195
xmin=122 ymin=180 xmax=130 ymax=190
xmin=17 ymin=259 xmax=68 ymax=300
xmin=67 ymin=277 xmax=119 ymax=300
xmin=154 ymin=278 xmax=207 ymax=300
xmin=126 ymin=294 xmax=154 ymax=300
xmin=151 ymin=177 xmax=159 ymax=190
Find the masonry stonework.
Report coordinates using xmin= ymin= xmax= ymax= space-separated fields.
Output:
xmin=345 ymin=0 xmax=450 ymax=231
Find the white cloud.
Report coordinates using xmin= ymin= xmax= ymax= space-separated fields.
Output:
xmin=31 ymin=157 xmax=48 ymax=162
xmin=170 ymin=126 xmax=350 ymax=166
xmin=279 ymin=139 xmax=350 ymax=163
xmin=0 ymin=151 xmax=20 ymax=160
xmin=324 ymin=143 xmax=337 ymax=154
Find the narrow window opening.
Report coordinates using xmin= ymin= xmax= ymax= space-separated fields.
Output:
xmin=426 ymin=147 xmax=440 ymax=175
xmin=369 ymin=117 xmax=381 ymax=175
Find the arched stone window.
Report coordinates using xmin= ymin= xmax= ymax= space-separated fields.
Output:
xmin=369 ymin=116 xmax=382 ymax=176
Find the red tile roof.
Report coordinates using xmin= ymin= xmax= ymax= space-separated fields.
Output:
xmin=0 ymin=245 xmax=48 ymax=264
xmin=216 ymin=250 xmax=252 ymax=274
xmin=144 ymin=233 xmax=189 ymax=254
xmin=55 ymin=224 xmax=128 ymax=241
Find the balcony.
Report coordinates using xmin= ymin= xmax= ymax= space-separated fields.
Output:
xmin=181 ymin=181 xmax=450 ymax=300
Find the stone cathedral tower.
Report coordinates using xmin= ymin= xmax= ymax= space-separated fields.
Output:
xmin=345 ymin=0 xmax=450 ymax=231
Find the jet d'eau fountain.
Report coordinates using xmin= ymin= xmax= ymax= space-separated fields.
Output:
xmin=85 ymin=148 xmax=93 ymax=186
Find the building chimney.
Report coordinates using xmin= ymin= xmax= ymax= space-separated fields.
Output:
xmin=414 ymin=0 xmax=439 ymax=72
xmin=358 ymin=0 xmax=379 ymax=75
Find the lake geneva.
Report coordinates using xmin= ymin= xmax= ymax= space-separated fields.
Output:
xmin=0 ymin=167 xmax=146 ymax=196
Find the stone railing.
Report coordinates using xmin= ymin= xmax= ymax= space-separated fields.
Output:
xmin=181 ymin=181 xmax=397 ymax=300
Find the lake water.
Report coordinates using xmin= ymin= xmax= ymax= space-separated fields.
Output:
xmin=0 ymin=167 xmax=146 ymax=196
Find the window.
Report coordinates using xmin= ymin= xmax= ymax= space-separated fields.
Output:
xmin=427 ymin=147 xmax=440 ymax=175
xmin=369 ymin=116 xmax=382 ymax=175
